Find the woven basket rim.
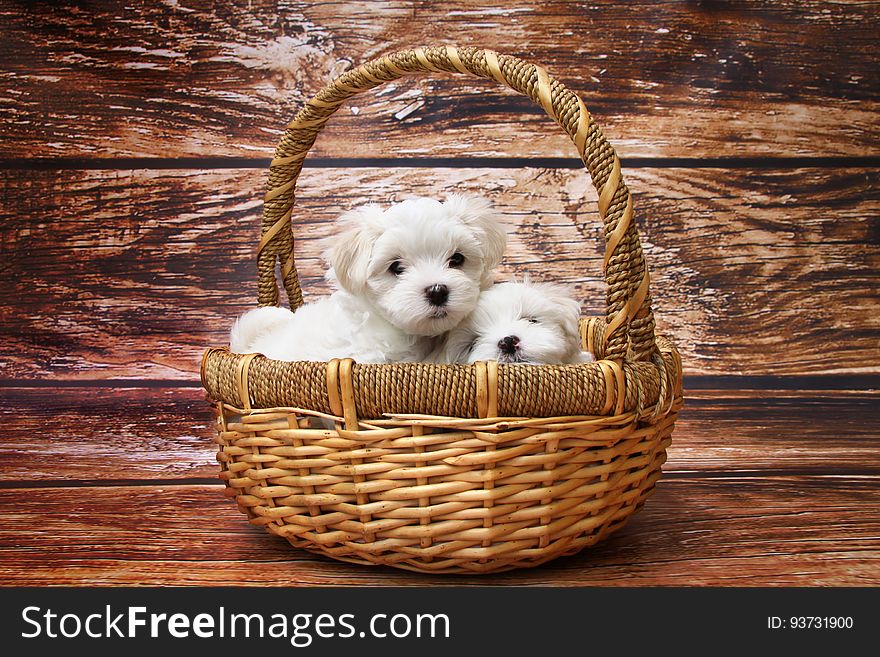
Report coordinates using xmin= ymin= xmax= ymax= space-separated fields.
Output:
xmin=202 ymin=316 xmax=682 ymax=421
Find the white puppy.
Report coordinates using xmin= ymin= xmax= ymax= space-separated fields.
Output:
xmin=431 ymin=280 xmax=594 ymax=365
xmin=229 ymin=195 xmax=507 ymax=363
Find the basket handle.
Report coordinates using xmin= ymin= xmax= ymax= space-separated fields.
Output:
xmin=257 ymin=46 xmax=658 ymax=362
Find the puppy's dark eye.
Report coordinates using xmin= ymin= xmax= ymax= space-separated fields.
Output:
xmin=526 ymin=317 xmax=540 ymax=324
xmin=448 ymin=252 xmax=465 ymax=268
xmin=388 ymin=260 xmax=405 ymax=276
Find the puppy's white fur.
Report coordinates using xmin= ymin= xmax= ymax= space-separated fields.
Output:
xmin=229 ymin=194 xmax=506 ymax=363
xmin=432 ymin=279 xmax=594 ymax=365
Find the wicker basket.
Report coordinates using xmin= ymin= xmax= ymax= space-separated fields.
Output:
xmin=201 ymin=46 xmax=683 ymax=574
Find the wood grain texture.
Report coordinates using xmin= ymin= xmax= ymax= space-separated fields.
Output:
xmin=0 ymin=477 xmax=876 ymax=586
xmin=0 ymin=1 xmax=877 ymax=158
xmin=1 ymin=0 xmax=876 ymax=592
xmin=2 ymin=388 xmax=877 ymax=482
xmin=665 ymin=390 xmax=880 ymax=476
xmin=0 ymin=387 xmax=215 ymax=481
xmin=1 ymin=167 xmax=877 ymax=378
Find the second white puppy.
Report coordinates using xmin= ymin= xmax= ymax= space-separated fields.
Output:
xmin=230 ymin=195 xmax=506 ymax=363
xmin=431 ymin=280 xmax=594 ymax=365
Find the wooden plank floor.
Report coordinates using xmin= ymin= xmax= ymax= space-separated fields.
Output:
xmin=1 ymin=1 xmax=878 ymax=586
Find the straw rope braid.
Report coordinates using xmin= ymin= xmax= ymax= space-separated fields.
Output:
xmin=257 ymin=46 xmax=656 ymax=362
xmin=200 ymin=323 xmax=680 ymax=420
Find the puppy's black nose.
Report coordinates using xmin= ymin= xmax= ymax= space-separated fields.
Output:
xmin=498 ymin=335 xmax=520 ymax=354
xmin=425 ymin=284 xmax=449 ymax=307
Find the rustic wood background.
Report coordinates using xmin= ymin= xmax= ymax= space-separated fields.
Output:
xmin=0 ymin=0 xmax=878 ymax=586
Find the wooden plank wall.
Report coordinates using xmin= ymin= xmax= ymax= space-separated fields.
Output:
xmin=0 ymin=0 xmax=878 ymax=586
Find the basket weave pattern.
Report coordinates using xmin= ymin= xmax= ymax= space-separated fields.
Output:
xmin=201 ymin=46 xmax=683 ymax=574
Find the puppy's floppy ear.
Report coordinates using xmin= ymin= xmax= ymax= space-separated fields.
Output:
xmin=443 ymin=194 xmax=507 ymax=288
xmin=532 ymin=281 xmax=583 ymax=338
xmin=323 ymin=204 xmax=385 ymax=293
xmin=534 ymin=281 xmax=590 ymax=363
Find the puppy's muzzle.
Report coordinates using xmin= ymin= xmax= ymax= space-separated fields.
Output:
xmin=498 ymin=335 xmax=520 ymax=355
xmin=425 ymin=284 xmax=449 ymax=307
